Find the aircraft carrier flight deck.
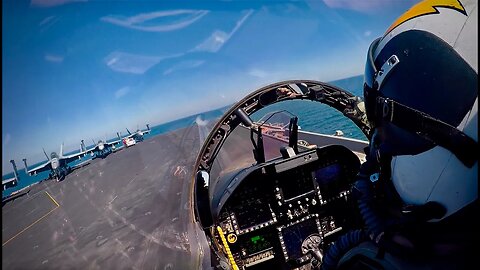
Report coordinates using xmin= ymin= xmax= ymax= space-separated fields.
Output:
xmin=2 ymin=125 xmax=206 ymax=270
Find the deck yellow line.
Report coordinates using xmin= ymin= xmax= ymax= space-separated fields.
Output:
xmin=2 ymin=192 xmax=60 ymax=247
xmin=45 ymin=191 xmax=60 ymax=207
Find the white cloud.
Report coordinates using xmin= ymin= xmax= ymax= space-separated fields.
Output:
xmin=364 ymin=30 xmax=372 ymax=37
xmin=323 ymin=0 xmax=391 ymax=13
xmin=115 ymin=86 xmax=130 ymax=99
xmin=191 ymin=30 xmax=229 ymax=53
xmin=195 ymin=115 xmax=209 ymax=126
xmin=45 ymin=53 xmax=64 ymax=63
xmin=31 ymin=0 xmax=87 ymax=7
xmin=248 ymin=68 xmax=268 ymax=78
xmin=39 ymin=16 xmax=56 ymax=26
xmin=3 ymin=134 xmax=11 ymax=146
xmin=191 ymin=9 xmax=253 ymax=53
xmin=163 ymin=60 xmax=205 ymax=75
xmin=104 ymin=51 xmax=183 ymax=74
xmin=101 ymin=10 xmax=209 ymax=32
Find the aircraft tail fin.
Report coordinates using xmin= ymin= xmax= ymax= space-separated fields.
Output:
xmin=10 ymin=160 xmax=20 ymax=182
xmin=43 ymin=148 xmax=50 ymax=161
xmin=23 ymin=158 xmax=28 ymax=174
xmin=60 ymin=143 xmax=64 ymax=158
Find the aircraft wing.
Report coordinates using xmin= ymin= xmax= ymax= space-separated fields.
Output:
xmin=105 ymin=139 xmax=122 ymax=146
xmin=27 ymin=160 xmax=52 ymax=176
xmin=84 ymin=144 xmax=98 ymax=154
xmin=61 ymin=150 xmax=88 ymax=164
xmin=128 ymin=129 xmax=150 ymax=138
xmin=105 ymin=140 xmax=124 ymax=151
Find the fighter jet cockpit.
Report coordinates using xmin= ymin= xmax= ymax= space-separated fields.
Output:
xmin=50 ymin=152 xmax=59 ymax=159
xmin=193 ymin=80 xmax=372 ymax=270
xmin=5 ymin=0 xmax=477 ymax=269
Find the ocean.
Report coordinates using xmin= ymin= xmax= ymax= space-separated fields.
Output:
xmin=2 ymin=75 xmax=366 ymax=198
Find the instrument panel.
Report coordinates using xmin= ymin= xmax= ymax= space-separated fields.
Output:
xmin=213 ymin=145 xmax=361 ymax=269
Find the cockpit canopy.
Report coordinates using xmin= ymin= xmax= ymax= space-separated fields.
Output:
xmin=256 ymin=110 xmax=295 ymax=130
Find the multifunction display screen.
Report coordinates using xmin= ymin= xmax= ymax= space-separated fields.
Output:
xmin=279 ymin=168 xmax=315 ymax=201
xmin=281 ymin=218 xmax=318 ymax=260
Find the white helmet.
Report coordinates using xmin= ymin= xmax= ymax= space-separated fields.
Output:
xmin=363 ymin=0 xmax=478 ymax=220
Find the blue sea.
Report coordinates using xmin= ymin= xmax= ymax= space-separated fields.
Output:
xmin=2 ymin=75 xmax=366 ymax=198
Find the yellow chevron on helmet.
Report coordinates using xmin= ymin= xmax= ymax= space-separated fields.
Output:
xmin=376 ymin=0 xmax=477 ymax=73
xmin=386 ymin=0 xmax=466 ymax=34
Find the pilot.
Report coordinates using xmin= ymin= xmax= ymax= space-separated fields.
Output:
xmin=321 ymin=0 xmax=478 ymax=269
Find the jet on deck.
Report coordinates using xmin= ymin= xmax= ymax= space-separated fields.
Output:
xmin=24 ymin=144 xmax=90 ymax=182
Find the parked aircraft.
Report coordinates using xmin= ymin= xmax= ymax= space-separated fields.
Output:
xmin=84 ymin=133 xmax=123 ymax=159
xmin=125 ymin=124 xmax=150 ymax=142
xmin=24 ymin=144 xmax=90 ymax=182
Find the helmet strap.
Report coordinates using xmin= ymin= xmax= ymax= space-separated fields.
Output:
xmin=375 ymin=96 xmax=477 ymax=168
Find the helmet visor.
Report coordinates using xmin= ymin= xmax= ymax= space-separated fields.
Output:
xmin=363 ymin=37 xmax=381 ymax=128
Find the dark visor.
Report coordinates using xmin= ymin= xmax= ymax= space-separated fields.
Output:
xmin=362 ymin=37 xmax=477 ymax=167
xmin=363 ymin=37 xmax=381 ymax=127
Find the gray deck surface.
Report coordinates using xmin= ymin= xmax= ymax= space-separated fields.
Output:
xmin=2 ymin=121 xmax=370 ymax=270
xmin=2 ymin=125 xmax=208 ymax=270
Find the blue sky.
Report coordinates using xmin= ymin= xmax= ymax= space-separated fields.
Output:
xmin=2 ymin=0 xmax=419 ymax=173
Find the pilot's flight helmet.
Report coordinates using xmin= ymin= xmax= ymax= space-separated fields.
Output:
xmin=363 ymin=0 xmax=478 ymax=220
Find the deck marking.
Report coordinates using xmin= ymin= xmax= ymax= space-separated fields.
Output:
xmin=45 ymin=191 xmax=60 ymax=207
xmin=2 ymin=192 xmax=60 ymax=246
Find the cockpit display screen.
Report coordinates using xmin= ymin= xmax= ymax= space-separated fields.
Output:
xmin=234 ymin=198 xmax=272 ymax=230
xmin=279 ymin=168 xmax=314 ymax=201
xmin=243 ymin=234 xmax=272 ymax=256
xmin=314 ymin=163 xmax=341 ymax=185
xmin=314 ymin=163 xmax=343 ymax=198
xmin=281 ymin=218 xmax=318 ymax=260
